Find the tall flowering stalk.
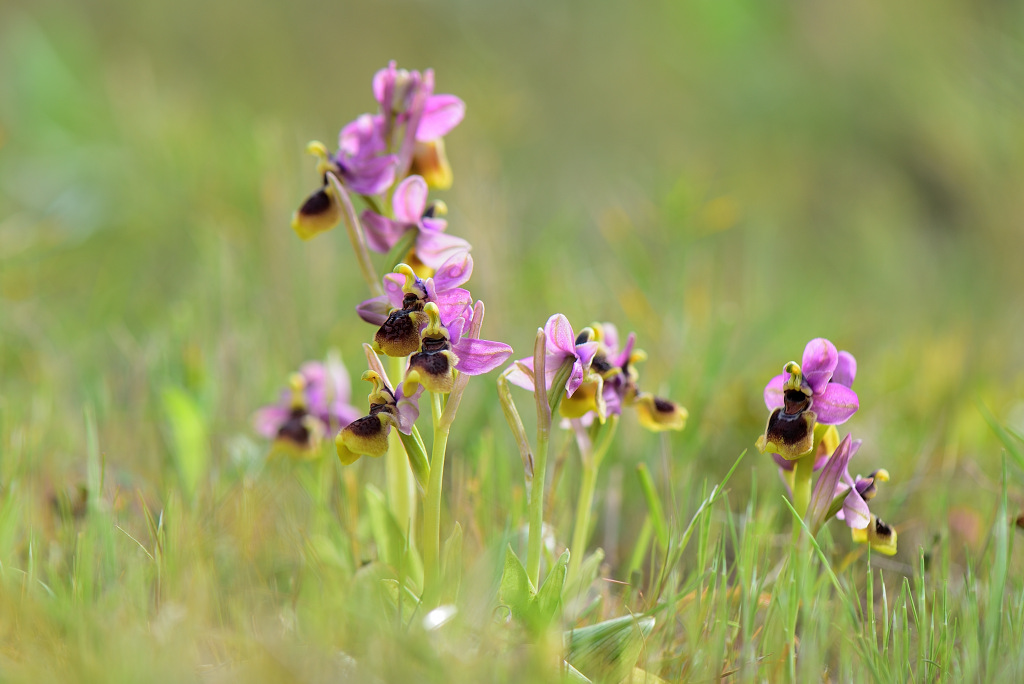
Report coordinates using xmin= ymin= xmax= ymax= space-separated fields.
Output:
xmin=500 ymin=317 xmax=687 ymax=588
xmin=273 ymin=62 xmax=512 ymax=609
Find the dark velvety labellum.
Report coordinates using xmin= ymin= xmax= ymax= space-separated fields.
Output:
xmin=347 ymin=415 xmax=383 ymax=438
xmin=574 ymin=330 xmax=592 ymax=345
xmin=277 ymin=408 xmax=311 ymax=446
xmin=653 ymin=397 xmax=676 ymax=413
xmin=875 ymin=518 xmax=892 ymax=536
xmin=766 ymin=408 xmax=813 ymax=448
xmin=376 ymin=310 xmax=423 ymax=355
xmin=299 ymin=188 xmax=332 ymax=216
xmin=411 ymin=350 xmax=451 ymax=376
xmin=591 ymin=355 xmax=614 ymax=374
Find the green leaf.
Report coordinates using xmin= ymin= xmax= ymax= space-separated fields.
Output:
xmin=533 ymin=549 xmax=569 ymax=630
xmin=441 ymin=522 xmax=463 ymax=604
xmin=499 ymin=544 xmax=535 ymax=619
xmin=979 ymin=402 xmax=1024 ymax=472
xmin=566 ymin=614 xmax=656 ymax=684
xmin=564 ymin=548 xmax=604 ymax=602
xmin=160 ymin=385 xmax=209 ymax=502
xmin=365 ymin=485 xmax=423 ymax=588
xmin=636 ymin=464 xmax=668 ymax=551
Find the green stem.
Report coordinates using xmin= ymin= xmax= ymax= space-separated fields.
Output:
xmin=567 ymin=454 xmax=598 ymax=585
xmin=566 ymin=417 xmax=618 ymax=584
xmin=386 ymin=356 xmax=416 ymax=538
xmin=791 ymin=452 xmax=815 ymax=545
xmin=527 ymin=330 xmax=551 ymax=588
xmin=422 ymin=391 xmax=450 ymax=606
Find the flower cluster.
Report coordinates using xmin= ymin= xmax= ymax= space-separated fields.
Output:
xmin=260 ymin=62 xmax=509 ymax=474
xmin=505 ymin=315 xmax=687 ymax=431
xmin=253 ymin=359 xmax=361 ymax=457
xmin=336 ymin=368 xmax=421 ymax=464
xmin=358 ymin=253 xmax=512 ymax=396
xmin=756 ymin=338 xmax=896 ymax=555
xmin=292 ymin=61 xmax=468 ymax=267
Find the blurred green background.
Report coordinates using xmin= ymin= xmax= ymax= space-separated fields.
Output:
xmin=3 ymin=0 xmax=1024 ymax=606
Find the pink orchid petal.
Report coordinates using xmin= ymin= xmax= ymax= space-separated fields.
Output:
xmin=505 ymin=359 xmax=536 ymax=392
xmin=839 ymin=489 xmax=871 ymax=529
xmin=415 ymin=232 xmax=471 ymax=270
xmin=339 ymin=114 xmax=385 ymax=158
xmin=382 ymin=273 xmax=406 ymax=309
xmin=416 ymin=94 xmax=466 ymax=141
xmin=565 ymin=360 xmax=585 ymax=397
xmin=454 ymin=338 xmax=514 ymax=375
xmin=574 ymin=341 xmax=599 ymax=370
xmin=763 ymin=373 xmax=786 ymax=411
xmin=610 ymin=332 xmax=635 ymax=369
xmin=344 ymin=155 xmax=398 ymax=196
xmin=372 ymin=61 xmax=397 ymax=109
xmin=434 ymin=287 xmax=473 ymax=326
xmin=832 ymin=351 xmax=857 ymax=388
xmin=544 ymin=314 xmax=577 ymax=357
xmin=361 ymin=210 xmax=407 ymax=253
xmin=446 ymin=316 xmax=467 ymax=346
xmin=813 ymin=382 xmax=859 ymax=424
xmin=431 ymin=252 xmax=473 ymax=291
xmin=801 ymin=338 xmax=838 ymax=395
xmin=357 ymin=296 xmax=392 ymax=326
xmin=392 ymin=175 xmax=428 ymax=223
xmin=772 ymin=452 xmax=794 ymax=471
xmin=601 ymin=323 xmax=620 ymax=355
xmin=419 ymin=216 xmax=448 ymax=235
xmin=252 ymin=406 xmax=289 ymax=438
xmin=807 ymin=434 xmax=854 ymax=531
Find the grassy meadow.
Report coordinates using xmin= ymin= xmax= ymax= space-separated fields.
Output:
xmin=2 ymin=0 xmax=1024 ymax=681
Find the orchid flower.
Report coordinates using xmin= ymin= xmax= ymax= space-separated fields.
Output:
xmin=373 ymin=61 xmax=465 ymax=189
xmin=359 ymin=254 xmax=474 ymax=357
xmin=505 ymin=314 xmax=600 ymax=401
xmin=335 ymin=370 xmax=422 ymax=465
xmin=253 ymin=359 xmax=361 ymax=456
xmin=549 ymin=321 xmax=687 ymax=431
xmin=361 ymin=175 xmax=471 ymax=271
xmin=757 ymin=338 xmax=859 ymax=459
xmin=403 ymin=302 xmax=514 ymax=394
xmin=292 ymin=116 xmax=398 ymax=240
xmin=799 ymin=433 xmax=898 ymax=555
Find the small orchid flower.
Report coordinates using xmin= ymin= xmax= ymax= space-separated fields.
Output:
xmin=292 ymin=117 xmax=398 ymax=240
xmin=361 ymin=175 xmax=471 ymax=271
xmin=757 ymin=338 xmax=859 ymax=460
xmin=836 ymin=468 xmax=890 ymax=528
xmin=403 ymin=302 xmax=514 ymax=394
xmin=800 ymin=433 xmax=898 ymax=555
xmin=373 ymin=61 xmax=465 ymax=189
xmin=253 ymin=359 xmax=361 ymax=456
xmin=634 ymin=393 xmax=689 ymax=432
xmin=556 ymin=322 xmax=688 ymax=431
xmin=505 ymin=314 xmax=600 ymax=400
xmin=850 ymin=515 xmax=898 ymax=556
xmin=335 ymin=370 xmax=421 ymax=465
xmin=360 ymin=255 xmax=475 ymax=357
